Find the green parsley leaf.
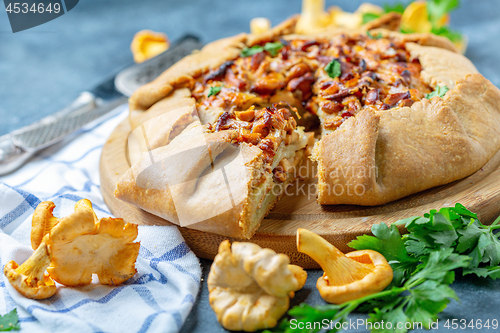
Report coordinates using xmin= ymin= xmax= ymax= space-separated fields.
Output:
xmin=431 ymin=26 xmax=463 ymax=42
xmin=463 ymin=266 xmax=500 ymax=279
xmin=367 ymin=31 xmax=383 ymax=39
xmin=207 ymin=86 xmax=222 ymax=98
xmin=427 ymin=0 xmax=460 ymax=25
xmin=241 ymin=42 xmax=283 ymax=58
xmin=0 ymin=309 xmax=20 ymax=331
xmin=368 ymin=304 xmax=409 ymax=333
xmin=325 ymin=59 xmax=341 ymax=79
xmin=456 ymin=220 xmax=483 ymax=253
xmin=362 ymin=12 xmax=381 ymax=24
xmin=263 ymin=42 xmax=283 ymax=57
xmin=349 ymin=223 xmax=419 ymax=286
xmin=383 ymin=2 xmax=408 ymax=14
xmin=425 ymin=85 xmax=449 ymax=99
xmin=478 ymin=231 xmax=500 ymax=266
xmin=240 ymin=45 xmax=264 ymax=57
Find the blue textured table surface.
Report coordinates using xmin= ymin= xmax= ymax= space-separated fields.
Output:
xmin=2 ymin=1 xmax=500 ymax=332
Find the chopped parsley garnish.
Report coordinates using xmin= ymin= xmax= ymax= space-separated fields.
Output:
xmin=265 ymin=204 xmax=500 ymax=333
xmin=207 ymin=86 xmax=222 ymax=98
xmin=241 ymin=42 xmax=283 ymax=57
xmin=263 ymin=42 xmax=284 ymax=56
xmin=0 ymin=309 xmax=20 ymax=331
xmin=425 ymin=85 xmax=449 ymax=99
xmin=325 ymin=59 xmax=341 ymax=79
xmin=240 ymin=45 xmax=264 ymax=57
xmin=367 ymin=30 xmax=383 ymax=39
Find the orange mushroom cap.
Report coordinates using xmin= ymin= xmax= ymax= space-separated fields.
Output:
xmin=297 ymin=228 xmax=393 ymax=304
xmin=131 ymin=30 xmax=170 ymax=63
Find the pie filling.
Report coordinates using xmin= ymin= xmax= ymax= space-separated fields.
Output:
xmin=208 ymin=104 xmax=309 ymax=186
xmin=191 ymin=33 xmax=432 ymax=136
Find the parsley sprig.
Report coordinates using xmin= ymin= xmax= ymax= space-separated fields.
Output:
xmin=325 ymin=59 xmax=341 ymax=79
xmin=265 ymin=204 xmax=500 ymax=333
xmin=425 ymin=85 xmax=449 ymax=99
xmin=240 ymin=42 xmax=283 ymax=57
xmin=0 ymin=309 xmax=20 ymax=331
xmin=207 ymin=85 xmax=223 ymax=98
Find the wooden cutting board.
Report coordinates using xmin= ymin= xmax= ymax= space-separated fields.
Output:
xmin=100 ymin=118 xmax=500 ymax=268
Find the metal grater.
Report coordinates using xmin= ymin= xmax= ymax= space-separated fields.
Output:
xmin=0 ymin=35 xmax=203 ymax=175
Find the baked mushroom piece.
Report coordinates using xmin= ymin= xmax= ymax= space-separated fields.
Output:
xmin=208 ymin=240 xmax=307 ymax=332
xmin=297 ymin=228 xmax=393 ymax=304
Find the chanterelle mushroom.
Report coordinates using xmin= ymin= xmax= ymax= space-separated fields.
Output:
xmin=5 ymin=200 xmax=140 ymax=299
xmin=31 ymin=199 xmax=98 ymax=250
xmin=31 ymin=201 xmax=60 ymax=250
xmin=131 ymin=30 xmax=170 ymax=63
xmin=3 ymin=240 xmax=56 ymax=300
xmin=46 ymin=212 xmax=140 ymax=287
xmin=297 ymin=228 xmax=393 ymax=304
xmin=208 ymin=240 xmax=307 ymax=332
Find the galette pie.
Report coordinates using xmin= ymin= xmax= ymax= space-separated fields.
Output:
xmin=115 ymin=16 xmax=500 ymax=238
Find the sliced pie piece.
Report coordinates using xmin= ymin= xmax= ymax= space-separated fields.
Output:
xmin=115 ymin=104 xmax=312 ymax=239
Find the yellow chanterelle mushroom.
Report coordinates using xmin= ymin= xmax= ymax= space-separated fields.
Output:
xmin=131 ymin=30 xmax=170 ymax=63
xmin=297 ymin=228 xmax=393 ymax=304
xmin=208 ymin=240 xmax=307 ymax=332
xmin=31 ymin=199 xmax=98 ymax=250
xmin=3 ymin=240 xmax=56 ymax=300
xmin=4 ymin=199 xmax=140 ymax=299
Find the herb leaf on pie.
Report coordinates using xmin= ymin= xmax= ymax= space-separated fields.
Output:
xmin=240 ymin=45 xmax=264 ymax=57
xmin=325 ymin=59 xmax=341 ymax=78
xmin=241 ymin=42 xmax=283 ymax=57
xmin=263 ymin=42 xmax=283 ymax=56
xmin=207 ymin=86 xmax=222 ymax=97
xmin=425 ymin=85 xmax=449 ymax=99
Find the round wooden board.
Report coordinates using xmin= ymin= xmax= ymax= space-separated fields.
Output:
xmin=100 ymin=118 xmax=500 ymax=269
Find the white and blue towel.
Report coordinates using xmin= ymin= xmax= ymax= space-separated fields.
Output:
xmin=0 ymin=106 xmax=201 ymax=333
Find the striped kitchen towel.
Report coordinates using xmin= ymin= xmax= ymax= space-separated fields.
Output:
xmin=0 ymin=105 xmax=201 ymax=333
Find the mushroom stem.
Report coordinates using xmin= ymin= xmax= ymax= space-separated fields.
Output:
xmin=297 ymin=228 xmax=372 ymax=286
xmin=15 ymin=242 xmax=51 ymax=287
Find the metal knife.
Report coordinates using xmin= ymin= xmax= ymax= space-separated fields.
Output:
xmin=0 ymin=35 xmax=203 ymax=175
